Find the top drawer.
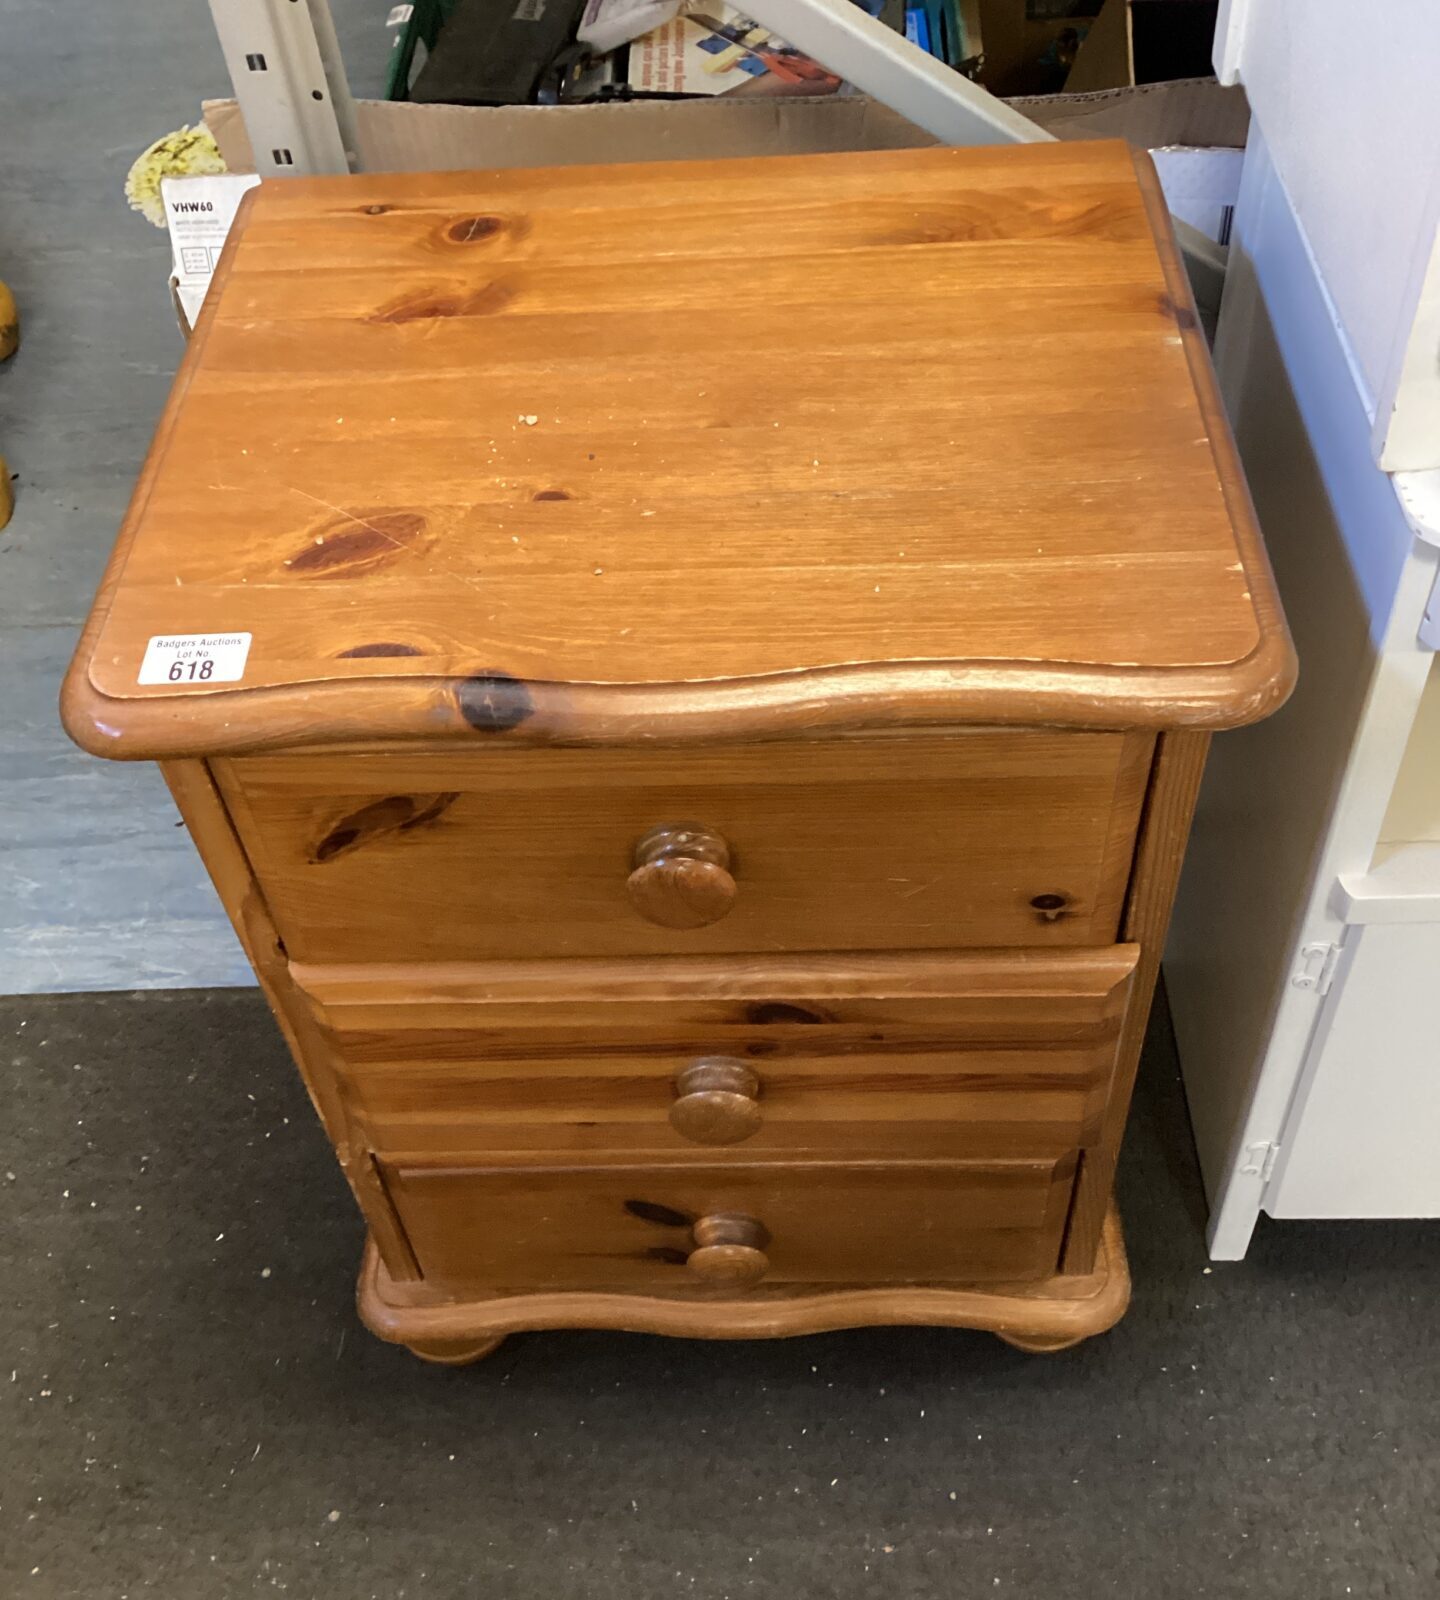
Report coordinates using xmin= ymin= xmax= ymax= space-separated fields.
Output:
xmin=215 ymin=732 xmax=1151 ymax=964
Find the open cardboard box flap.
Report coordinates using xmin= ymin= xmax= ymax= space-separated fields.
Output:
xmin=202 ymin=75 xmax=1245 ymax=175
xmin=1009 ymin=77 xmax=1247 ymax=147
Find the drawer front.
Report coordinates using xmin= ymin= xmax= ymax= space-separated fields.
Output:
xmin=303 ymin=947 xmax=1137 ymax=1162
xmin=379 ymin=1153 xmax=1078 ymax=1292
xmin=217 ymin=732 xmax=1151 ymax=963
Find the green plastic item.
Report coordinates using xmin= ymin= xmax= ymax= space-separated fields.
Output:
xmin=384 ymin=0 xmax=464 ymax=101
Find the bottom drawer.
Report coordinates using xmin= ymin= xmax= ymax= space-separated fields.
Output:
xmin=380 ymin=1153 xmax=1077 ymax=1293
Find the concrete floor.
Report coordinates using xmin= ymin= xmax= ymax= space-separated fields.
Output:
xmin=5 ymin=985 xmax=1438 ymax=1598
xmin=0 ymin=0 xmax=386 ymax=993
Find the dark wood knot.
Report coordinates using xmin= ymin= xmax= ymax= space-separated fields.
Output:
xmin=454 ymin=671 xmax=535 ymax=733
xmin=445 ymin=214 xmax=504 ymax=244
xmin=1030 ymin=892 xmax=1074 ymax=923
xmin=624 ymin=1199 xmax=693 ymax=1228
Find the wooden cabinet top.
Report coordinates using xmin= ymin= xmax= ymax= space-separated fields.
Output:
xmin=64 ymin=141 xmax=1292 ymax=757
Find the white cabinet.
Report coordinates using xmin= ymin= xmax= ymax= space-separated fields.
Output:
xmin=1165 ymin=93 xmax=1440 ymax=1254
xmin=1265 ymin=921 xmax=1440 ymax=1219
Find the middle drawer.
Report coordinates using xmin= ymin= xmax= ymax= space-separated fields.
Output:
xmin=298 ymin=946 xmax=1138 ymax=1162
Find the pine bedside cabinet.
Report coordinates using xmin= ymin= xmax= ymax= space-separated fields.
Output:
xmin=63 ymin=141 xmax=1294 ymax=1364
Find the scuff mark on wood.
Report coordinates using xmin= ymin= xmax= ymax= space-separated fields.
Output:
xmin=1157 ymin=290 xmax=1199 ymax=331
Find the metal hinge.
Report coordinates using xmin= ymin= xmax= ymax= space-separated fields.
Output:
xmin=1290 ymin=940 xmax=1342 ymax=995
xmin=1240 ymin=1140 xmax=1282 ymax=1183
xmin=1420 ymin=562 xmax=1440 ymax=649
xmin=1394 ymin=474 xmax=1440 ymax=648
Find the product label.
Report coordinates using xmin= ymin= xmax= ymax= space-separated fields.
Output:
xmin=161 ymin=173 xmax=261 ymax=329
xmin=138 ymin=632 xmax=252 ymax=686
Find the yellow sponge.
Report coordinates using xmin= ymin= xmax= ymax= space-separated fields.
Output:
xmin=0 ymin=278 xmax=16 ymax=361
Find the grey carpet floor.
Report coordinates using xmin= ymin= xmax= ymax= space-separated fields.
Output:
xmin=3 ymin=986 xmax=1437 ymax=1598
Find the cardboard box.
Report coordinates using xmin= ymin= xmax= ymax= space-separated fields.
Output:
xmin=204 ymin=94 xmax=944 ymax=174
xmin=203 ymin=76 xmax=1245 ymax=174
xmin=1007 ymin=75 xmax=1246 ymax=148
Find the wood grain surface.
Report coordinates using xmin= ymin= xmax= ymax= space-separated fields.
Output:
xmin=378 ymin=1152 xmax=1078 ymax=1292
xmin=303 ymin=945 xmax=1137 ymax=1161
xmin=214 ymin=732 xmax=1150 ymax=961
xmin=63 ymin=141 xmax=1294 ymax=758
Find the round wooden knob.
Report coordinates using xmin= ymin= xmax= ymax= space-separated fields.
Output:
xmin=686 ymin=1213 xmax=771 ymax=1287
xmin=627 ymin=822 xmax=736 ymax=930
xmin=669 ymin=1058 xmax=762 ymax=1145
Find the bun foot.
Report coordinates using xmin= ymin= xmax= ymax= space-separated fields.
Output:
xmin=995 ymin=1329 xmax=1087 ymax=1353
xmin=404 ymin=1334 xmax=507 ymax=1366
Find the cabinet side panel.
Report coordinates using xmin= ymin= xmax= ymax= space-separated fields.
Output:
xmin=160 ymin=757 xmax=421 ymax=1281
xmin=1061 ymin=730 xmax=1211 ymax=1272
